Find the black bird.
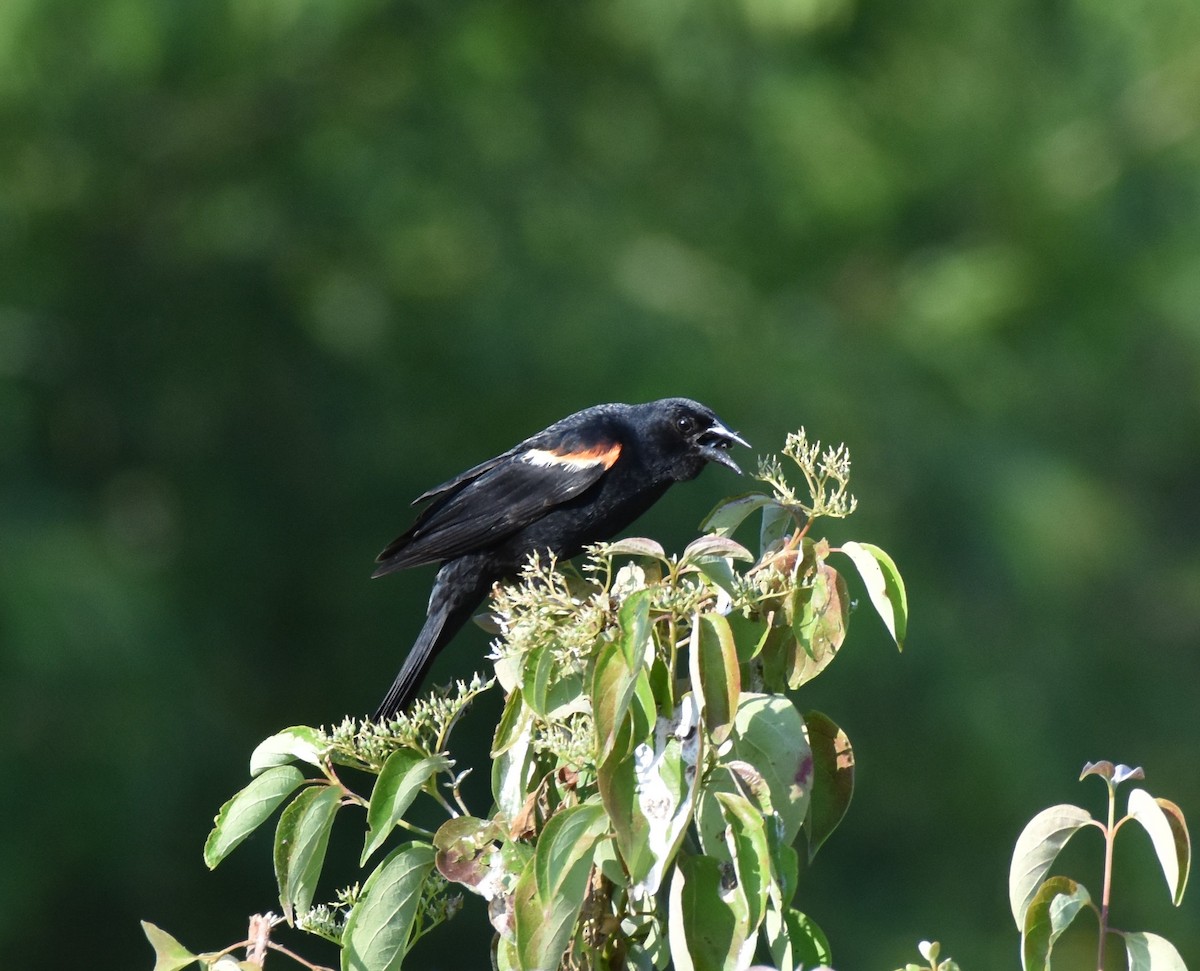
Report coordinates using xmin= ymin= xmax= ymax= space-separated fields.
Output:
xmin=370 ymin=398 xmax=749 ymax=721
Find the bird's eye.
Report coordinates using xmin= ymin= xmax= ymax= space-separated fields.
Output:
xmin=676 ymin=415 xmax=693 ymax=433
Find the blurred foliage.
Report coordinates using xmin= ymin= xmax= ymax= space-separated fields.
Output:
xmin=2 ymin=0 xmax=1198 ymax=968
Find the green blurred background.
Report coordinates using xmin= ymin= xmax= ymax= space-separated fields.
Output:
xmin=3 ymin=0 xmax=1199 ymax=967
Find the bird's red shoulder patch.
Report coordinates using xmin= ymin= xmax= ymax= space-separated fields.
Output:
xmin=522 ymin=441 xmax=622 ymax=471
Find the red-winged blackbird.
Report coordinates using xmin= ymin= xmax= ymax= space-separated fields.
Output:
xmin=371 ymin=398 xmax=749 ymax=720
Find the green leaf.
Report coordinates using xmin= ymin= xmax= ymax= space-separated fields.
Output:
xmin=802 ymin=710 xmax=854 ymax=862
xmin=491 ymin=687 xmax=531 ymax=758
xmin=599 ymin=748 xmax=653 ymax=886
xmin=759 ymin=501 xmax=795 ymax=553
xmin=1120 ymin=930 xmax=1188 ymax=971
xmin=716 ymin=791 xmax=771 ymax=932
xmin=274 ymin=784 xmax=342 ymax=922
xmin=342 ymin=843 xmax=436 ymax=971
xmin=694 ymin=696 xmax=811 ymax=862
xmin=788 ymin=563 xmax=849 ymax=687
xmin=433 ymin=815 xmax=502 ymax=890
xmin=682 ymin=534 xmax=756 ymax=563
xmin=1008 ymin=803 xmax=1094 ymax=927
xmin=1128 ymin=789 xmax=1191 ymax=907
xmin=690 ymin=612 xmax=740 ymax=744
xmin=762 ymin=907 xmax=832 ymax=971
xmin=731 ymin=694 xmax=811 ymax=845
xmin=533 ymin=803 xmax=608 ymax=903
xmin=492 ymin=709 xmax=535 ymax=821
xmin=514 ymin=804 xmax=608 ymax=971
xmin=594 ymin=642 xmax=637 ymax=763
xmin=140 ymin=921 xmax=198 ymax=971
xmin=668 ymin=853 xmax=751 ymax=971
xmin=633 ymin=711 xmax=701 ymax=895
xmin=249 ymin=726 xmax=325 ymax=776
xmin=840 ymin=541 xmax=907 ymax=650
xmin=700 ymin=493 xmax=777 ymax=538
xmin=362 ymin=751 xmax=451 ymax=865
xmin=602 ymin=536 xmax=668 ymax=561
xmin=204 ymin=765 xmax=305 ymax=870
xmin=766 ymin=819 xmax=799 ymax=909
xmin=1020 ymin=875 xmax=1091 ymax=971
xmin=593 ymin=590 xmax=651 ymax=760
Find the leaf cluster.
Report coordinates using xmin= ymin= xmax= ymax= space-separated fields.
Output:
xmin=1008 ymin=761 xmax=1191 ymax=971
xmin=145 ymin=433 xmax=909 ymax=971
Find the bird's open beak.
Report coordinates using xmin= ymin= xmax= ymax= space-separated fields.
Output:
xmin=698 ymin=421 xmax=751 ymax=475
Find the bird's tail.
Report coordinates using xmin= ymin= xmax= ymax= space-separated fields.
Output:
xmin=373 ymin=564 xmax=488 ymax=721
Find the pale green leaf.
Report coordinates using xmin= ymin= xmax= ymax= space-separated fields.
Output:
xmin=840 ymin=541 xmax=907 ymax=650
xmin=682 ymin=534 xmax=756 ymax=563
xmin=1128 ymin=789 xmax=1190 ymax=906
xmin=249 ymin=726 xmax=324 ymax=776
xmin=602 ymin=536 xmax=668 ymax=560
xmin=1008 ymin=803 xmax=1094 ymax=927
xmin=140 ymin=920 xmax=198 ymax=971
xmin=1121 ymin=930 xmax=1188 ymax=971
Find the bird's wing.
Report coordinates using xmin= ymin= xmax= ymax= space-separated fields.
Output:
xmin=373 ymin=439 xmax=623 ymax=574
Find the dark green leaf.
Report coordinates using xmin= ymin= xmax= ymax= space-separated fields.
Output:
xmin=690 ymin=612 xmax=740 ymax=744
xmin=342 ymin=843 xmax=436 ymax=971
xmin=716 ymin=791 xmax=771 ymax=932
xmin=599 ymin=749 xmax=653 ymax=886
xmin=668 ymin=853 xmax=750 ymax=971
xmin=515 ymin=804 xmax=608 ymax=971
xmin=274 ymin=784 xmax=341 ymax=922
xmin=1008 ymin=804 xmax=1094 ymax=927
xmin=696 ymin=556 xmax=740 ymax=598
xmin=1020 ymin=876 xmax=1091 ymax=971
xmin=140 ymin=921 xmax=198 ymax=971
xmin=700 ymin=493 xmax=777 ymax=538
xmin=759 ymin=501 xmax=795 ymax=553
xmin=363 ymin=751 xmax=451 ymax=865
xmin=204 ymin=765 xmax=305 ymax=869
xmin=763 ymin=907 xmax=832 ymax=971
xmin=766 ymin=822 xmax=799 ymax=909
xmin=491 ymin=687 xmax=530 ymax=758
xmin=802 ymin=710 xmax=854 ymax=862
xmin=593 ymin=590 xmax=651 ymax=760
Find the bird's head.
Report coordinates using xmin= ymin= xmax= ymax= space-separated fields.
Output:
xmin=641 ymin=398 xmax=751 ymax=481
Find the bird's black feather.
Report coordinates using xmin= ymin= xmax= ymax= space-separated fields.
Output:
xmin=370 ymin=397 xmax=747 ymax=719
